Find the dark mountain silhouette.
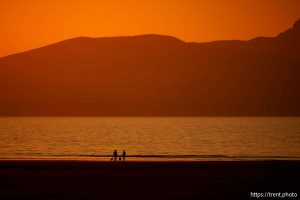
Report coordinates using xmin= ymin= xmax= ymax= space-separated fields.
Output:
xmin=0 ymin=19 xmax=300 ymax=116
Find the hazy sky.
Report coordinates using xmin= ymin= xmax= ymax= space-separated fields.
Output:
xmin=0 ymin=0 xmax=300 ymax=57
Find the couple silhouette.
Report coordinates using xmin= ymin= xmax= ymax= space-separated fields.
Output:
xmin=112 ymin=149 xmax=126 ymax=161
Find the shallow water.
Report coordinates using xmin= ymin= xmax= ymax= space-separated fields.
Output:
xmin=0 ymin=117 xmax=299 ymax=161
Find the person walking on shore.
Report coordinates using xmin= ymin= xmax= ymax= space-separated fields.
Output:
xmin=122 ymin=150 xmax=126 ymax=161
xmin=113 ymin=149 xmax=118 ymax=162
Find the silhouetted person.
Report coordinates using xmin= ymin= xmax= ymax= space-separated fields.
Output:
xmin=113 ymin=149 xmax=118 ymax=162
xmin=122 ymin=150 xmax=126 ymax=161
xmin=119 ymin=156 xmax=122 ymax=161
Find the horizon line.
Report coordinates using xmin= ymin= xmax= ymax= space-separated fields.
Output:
xmin=0 ymin=31 xmax=279 ymax=59
xmin=1 ymin=17 xmax=299 ymax=58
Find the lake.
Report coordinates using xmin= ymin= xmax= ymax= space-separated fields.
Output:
xmin=0 ymin=117 xmax=299 ymax=161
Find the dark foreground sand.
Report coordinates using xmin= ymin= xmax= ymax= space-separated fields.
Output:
xmin=0 ymin=160 xmax=299 ymax=200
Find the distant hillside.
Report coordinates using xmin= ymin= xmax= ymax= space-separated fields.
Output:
xmin=0 ymin=19 xmax=299 ymax=116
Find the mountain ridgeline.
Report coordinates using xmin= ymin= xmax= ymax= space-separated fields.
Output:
xmin=0 ymin=19 xmax=300 ymax=116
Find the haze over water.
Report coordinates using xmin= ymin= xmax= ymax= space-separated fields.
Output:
xmin=0 ymin=117 xmax=299 ymax=161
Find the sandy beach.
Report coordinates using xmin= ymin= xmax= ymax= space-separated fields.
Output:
xmin=0 ymin=160 xmax=299 ymax=200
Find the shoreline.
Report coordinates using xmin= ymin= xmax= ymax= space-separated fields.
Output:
xmin=1 ymin=158 xmax=300 ymax=161
xmin=1 ymin=155 xmax=300 ymax=162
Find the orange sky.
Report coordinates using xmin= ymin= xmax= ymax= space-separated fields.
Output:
xmin=0 ymin=0 xmax=300 ymax=57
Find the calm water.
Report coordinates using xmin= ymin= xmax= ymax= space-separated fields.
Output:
xmin=0 ymin=117 xmax=300 ymax=161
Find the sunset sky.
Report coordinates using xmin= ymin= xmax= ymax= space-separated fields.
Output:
xmin=0 ymin=0 xmax=300 ymax=57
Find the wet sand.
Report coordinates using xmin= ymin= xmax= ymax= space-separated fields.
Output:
xmin=0 ymin=160 xmax=299 ymax=200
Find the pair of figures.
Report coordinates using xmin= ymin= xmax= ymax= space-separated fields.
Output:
xmin=113 ymin=149 xmax=126 ymax=161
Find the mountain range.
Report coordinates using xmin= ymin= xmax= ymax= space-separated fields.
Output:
xmin=0 ymin=19 xmax=299 ymax=116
